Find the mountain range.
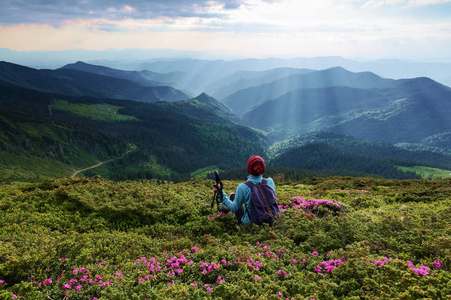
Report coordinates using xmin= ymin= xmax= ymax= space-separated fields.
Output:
xmin=0 ymin=61 xmax=190 ymax=102
xmin=0 ymin=59 xmax=450 ymax=183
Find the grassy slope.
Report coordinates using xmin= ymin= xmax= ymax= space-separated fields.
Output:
xmin=51 ymin=100 xmax=138 ymax=122
xmin=397 ymin=165 xmax=451 ymax=179
xmin=0 ymin=176 xmax=450 ymax=299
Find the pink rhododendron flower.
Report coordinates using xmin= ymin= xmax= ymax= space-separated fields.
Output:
xmin=12 ymin=295 xmax=17 ymax=299
xmin=315 ymin=265 xmax=323 ymax=274
xmin=254 ymin=275 xmax=261 ymax=281
xmin=312 ymin=251 xmax=319 ymax=256
xmin=216 ymin=276 xmax=225 ymax=283
xmin=74 ymin=285 xmax=82 ymax=291
xmin=114 ymin=271 xmax=124 ymax=278
xmin=434 ymin=260 xmax=444 ymax=268
xmin=278 ymin=291 xmax=283 ymax=297
xmin=374 ymin=260 xmax=385 ymax=266
xmin=276 ymin=270 xmax=288 ymax=277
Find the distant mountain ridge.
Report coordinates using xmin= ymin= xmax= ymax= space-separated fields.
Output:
xmin=0 ymin=61 xmax=190 ymax=102
xmin=206 ymin=68 xmax=314 ymax=99
xmin=243 ymin=75 xmax=451 ymax=154
xmin=222 ymin=67 xmax=393 ymax=115
xmin=61 ymin=61 xmax=194 ymax=96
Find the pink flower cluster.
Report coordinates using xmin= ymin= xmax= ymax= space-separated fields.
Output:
xmin=276 ymin=269 xmax=290 ymax=277
xmin=36 ymin=278 xmax=52 ymax=288
xmin=315 ymin=259 xmax=344 ymax=274
xmin=207 ymin=211 xmax=232 ymax=220
xmin=246 ymin=258 xmax=263 ymax=271
xmin=216 ymin=276 xmax=225 ymax=283
xmin=201 ymin=261 xmax=221 ymax=275
xmin=408 ymin=261 xmax=429 ymax=276
xmin=433 ymin=260 xmax=444 ymax=269
xmin=374 ymin=256 xmax=441 ymax=276
xmin=374 ymin=260 xmax=385 ymax=266
xmin=279 ymin=197 xmax=345 ymax=215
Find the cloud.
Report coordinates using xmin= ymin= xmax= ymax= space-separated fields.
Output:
xmin=1 ymin=0 xmax=450 ymax=61
xmin=0 ymin=0 xmax=245 ymax=25
xmin=362 ymin=0 xmax=451 ymax=8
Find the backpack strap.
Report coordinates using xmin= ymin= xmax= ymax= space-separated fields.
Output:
xmin=257 ymin=184 xmax=274 ymax=217
xmin=243 ymin=181 xmax=254 ymax=221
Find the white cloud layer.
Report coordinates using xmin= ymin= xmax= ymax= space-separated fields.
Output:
xmin=1 ymin=0 xmax=450 ymax=61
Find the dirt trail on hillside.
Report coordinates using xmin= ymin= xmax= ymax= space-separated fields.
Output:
xmin=69 ymin=159 xmax=114 ymax=178
xmin=69 ymin=151 xmax=130 ymax=178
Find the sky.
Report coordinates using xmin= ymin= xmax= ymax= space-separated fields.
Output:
xmin=1 ymin=0 xmax=451 ymax=61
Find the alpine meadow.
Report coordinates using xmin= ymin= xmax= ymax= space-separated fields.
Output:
xmin=1 ymin=53 xmax=451 ymax=299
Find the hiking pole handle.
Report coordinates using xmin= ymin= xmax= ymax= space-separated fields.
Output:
xmin=213 ymin=171 xmax=223 ymax=201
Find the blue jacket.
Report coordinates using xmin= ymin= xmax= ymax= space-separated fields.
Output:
xmin=220 ymin=175 xmax=276 ymax=224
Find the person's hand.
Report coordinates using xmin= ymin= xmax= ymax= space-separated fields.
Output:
xmin=213 ymin=183 xmax=221 ymax=193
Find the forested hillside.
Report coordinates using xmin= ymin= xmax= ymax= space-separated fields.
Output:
xmin=0 ymin=83 xmax=265 ymax=183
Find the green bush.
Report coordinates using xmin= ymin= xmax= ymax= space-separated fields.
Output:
xmin=0 ymin=177 xmax=450 ymax=299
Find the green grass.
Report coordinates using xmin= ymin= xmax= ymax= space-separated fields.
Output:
xmin=190 ymin=165 xmax=220 ymax=179
xmin=51 ymin=100 xmax=138 ymax=121
xmin=397 ymin=165 xmax=451 ymax=179
xmin=0 ymin=153 xmax=74 ymax=184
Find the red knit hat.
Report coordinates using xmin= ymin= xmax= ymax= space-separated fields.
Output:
xmin=247 ymin=155 xmax=265 ymax=176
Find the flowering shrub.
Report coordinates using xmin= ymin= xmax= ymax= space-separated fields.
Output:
xmin=279 ymin=197 xmax=348 ymax=218
xmin=0 ymin=177 xmax=450 ymax=299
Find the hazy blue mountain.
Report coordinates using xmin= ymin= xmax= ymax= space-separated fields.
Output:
xmin=207 ymin=68 xmax=314 ymax=99
xmin=222 ymin=67 xmax=392 ymax=115
xmin=243 ymin=86 xmax=388 ymax=135
xmin=61 ymin=61 xmax=194 ymax=96
xmin=0 ymin=61 xmax=190 ymax=102
xmin=61 ymin=61 xmax=162 ymax=86
xmin=243 ymin=76 xmax=451 ymax=153
xmin=327 ymin=78 xmax=451 ymax=144
xmin=3 ymin=48 xmax=450 ymax=87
